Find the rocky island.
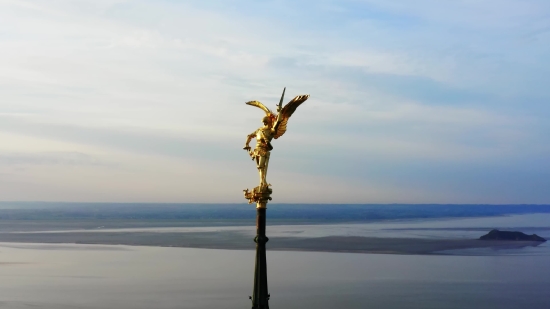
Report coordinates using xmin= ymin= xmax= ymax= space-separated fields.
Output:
xmin=479 ymin=229 xmax=547 ymax=242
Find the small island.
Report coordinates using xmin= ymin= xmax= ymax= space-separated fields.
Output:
xmin=479 ymin=229 xmax=546 ymax=242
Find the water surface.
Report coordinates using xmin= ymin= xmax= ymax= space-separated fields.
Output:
xmin=0 ymin=243 xmax=549 ymax=309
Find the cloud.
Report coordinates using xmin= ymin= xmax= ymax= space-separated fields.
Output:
xmin=1 ymin=0 xmax=549 ymax=203
xmin=0 ymin=151 xmax=106 ymax=167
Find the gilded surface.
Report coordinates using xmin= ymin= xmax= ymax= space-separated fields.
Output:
xmin=243 ymin=88 xmax=309 ymax=206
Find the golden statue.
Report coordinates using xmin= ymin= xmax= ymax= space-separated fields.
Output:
xmin=243 ymin=88 xmax=309 ymax=204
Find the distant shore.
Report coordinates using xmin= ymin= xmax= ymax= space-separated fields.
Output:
xmin=1 ymin=203 xmax=548 ymax=256
xmin=0 ymin=230 xmax=544 ymax=255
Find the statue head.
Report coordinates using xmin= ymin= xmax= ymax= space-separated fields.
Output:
xmin=262 ymin=115 xmax=271 ymax=126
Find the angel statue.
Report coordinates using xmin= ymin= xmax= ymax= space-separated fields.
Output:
xmin=243 ymin=88 xmax=310 ymax=189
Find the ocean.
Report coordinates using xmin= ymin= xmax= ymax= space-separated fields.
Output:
xmin=0 ymin=204 xmax=549 ymax=308
xmin=0 ymin=242 xmax=549 ymax=309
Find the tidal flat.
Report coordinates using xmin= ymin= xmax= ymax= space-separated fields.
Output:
xmin=0 ymin=211 xmax=548 ymax=255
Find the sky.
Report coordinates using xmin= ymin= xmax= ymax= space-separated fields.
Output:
xmin=1 ymin=0 xmax=549 ymax=203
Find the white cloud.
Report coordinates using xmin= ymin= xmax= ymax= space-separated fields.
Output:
xmin=324 ymin=50 xmax=454 ymax=82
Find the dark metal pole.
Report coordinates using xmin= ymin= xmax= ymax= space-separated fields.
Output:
xmin=251 ymin=205 xmax=269 ymax=309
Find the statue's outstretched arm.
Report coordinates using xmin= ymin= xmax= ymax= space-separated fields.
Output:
xmin=244 ymin=131 xmax=256 ymax=151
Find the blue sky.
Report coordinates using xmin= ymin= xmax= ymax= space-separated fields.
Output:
xmin=0 ymin=0 xmax=549 ymax=203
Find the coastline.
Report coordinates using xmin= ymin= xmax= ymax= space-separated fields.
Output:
xmin=0 ymin=231 xmax=545 ymax=255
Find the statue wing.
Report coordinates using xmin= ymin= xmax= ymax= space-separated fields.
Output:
xmin=246 ymin=100 xmax=272 ymax=116
xmin=273 ymin=94 xmax=310 ymax=139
